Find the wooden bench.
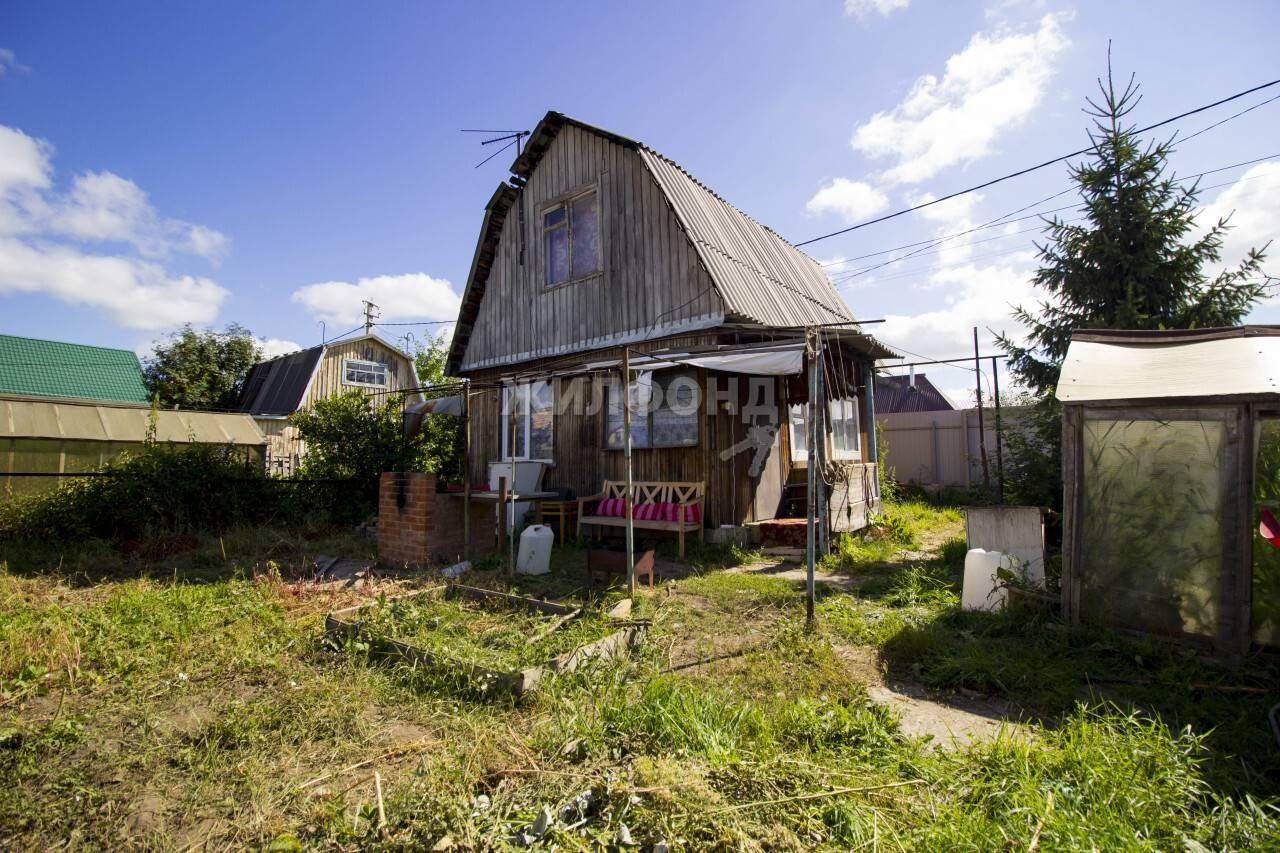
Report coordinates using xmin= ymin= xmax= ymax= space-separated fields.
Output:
xmin=577 ymin=481 xmax=704 ymax=558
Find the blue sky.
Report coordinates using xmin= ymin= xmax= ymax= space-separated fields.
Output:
xmin=2 ymin=0 xmax=1278 ymax=403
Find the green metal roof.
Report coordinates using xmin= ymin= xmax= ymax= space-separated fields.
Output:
xmin=0 ymin=334 xmax=149 ymax=403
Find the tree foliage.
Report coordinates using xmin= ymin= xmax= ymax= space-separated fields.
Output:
xmin=143 ymin=324 xmax=261 ymax=410
xmin=998 ymin=64 xmax=1270 ymax=511
xmin=413 ymin=332 xmax=465 ymax=486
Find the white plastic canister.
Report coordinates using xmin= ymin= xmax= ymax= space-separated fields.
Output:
xmin=961 ymin=548 xmax=1008 ymax=612
xmin=517 ymin=524 xmax=554 ymax=575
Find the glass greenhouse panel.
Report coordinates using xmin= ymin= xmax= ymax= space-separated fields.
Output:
xmin=1253 ymin=417 xmax=1280 ymax=646
xmin=1080 ymin=416 xmax=1227 ymax=639
xmin=8 ymin=438 xmax=61 ymax=499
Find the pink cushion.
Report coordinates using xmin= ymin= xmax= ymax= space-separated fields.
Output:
xmin=596 ymin=498 xmax=623 ymax=517
xmin=681 ymin=503 xmax=701 ymax=524
xmin=634 ymin=503 xmax=659 ymax=521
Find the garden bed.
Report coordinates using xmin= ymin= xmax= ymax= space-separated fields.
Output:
xmin=324 ymin=584 xmax=645 ymax=694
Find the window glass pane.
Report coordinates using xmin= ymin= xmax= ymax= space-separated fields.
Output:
xmin=570 ymin=191 xmax=600 ymax=277
xmin=502 ymin=385 xmax=529 ymax=458
xmin=789 ymin=404 xmax=808 ymax=458
xmin=651 ymin=372 xmax=699 ymax=447
xmin=344 ymin=360 xmax=387 ymax=386
xmin=1080 ymin=417 xmax=1225 ymax=638
xmin=605 ymin=380 xmax=650 ymax=449
xmin=529 ymin=381 xmax=554 ymax=460
xmin=544 ymin=206 xmax=566 ymax=228
xmin=1253 ymin=417 xmax=1280 ymax=645
xmin=546 ymin=224 xmax=569 ymax=285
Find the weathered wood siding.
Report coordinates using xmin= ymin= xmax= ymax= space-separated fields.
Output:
xmin=460 ymin=125 xmax=726 ymax=372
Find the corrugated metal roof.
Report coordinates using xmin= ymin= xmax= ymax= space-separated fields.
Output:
xmin=1057 ymin=326 xmax=1280 ymax=402
xmin=0 ymin=333 xmax=149 ymax=403
xmin=0 ymin=396 xmax=265 ymax=444
xmin=236 ymin=346 xmax=323 ymax=415
xmin=638 ymin=147 xmax=856 ymax=329
xmin=874 ymin=373 xmax=956 ymax=413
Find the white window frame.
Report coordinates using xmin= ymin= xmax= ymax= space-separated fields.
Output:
xmin=341 ymin=358 xmax=389 ymax=388
xmin=788 ymin=404 xmax=809 ymax=462
xmin=830 ymin=398 xmax=862 ymax=460
xmin=501 ymin=380 xmax=554 ymax=462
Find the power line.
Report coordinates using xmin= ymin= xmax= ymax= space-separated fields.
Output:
xmin=794 ymin=76 xmax=1280 ymax=248
xmin=828 ymin=164 xmax=1280 ymax=287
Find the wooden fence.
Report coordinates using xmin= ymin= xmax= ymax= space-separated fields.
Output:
xmin=877 ymin=407 xmax=1026 ymax=490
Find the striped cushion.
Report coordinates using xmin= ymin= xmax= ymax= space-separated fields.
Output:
xmin=596 ymin=498 xmax=624 ymax=517
xmin=634 ymin=502 xmax=661 ymax=521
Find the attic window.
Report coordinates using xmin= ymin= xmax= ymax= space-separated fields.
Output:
xmin=544 ymin=188 xmax=600 ymax=285
xmin=342 ymin=358 xmax=388 ymax=388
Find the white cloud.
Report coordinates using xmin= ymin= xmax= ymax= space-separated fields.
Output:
xmin=0 ymin=48 xmax=30 ymax=77
xmin=0 ymin=123 xmax=231 ymax=329
xmin=852 ymin=12 xmax=1070 ymax=184
xmin=256 ymin=337 xmax=303 ymax=359
xmin=0 ymin=237 xmax=227 ymax=330
xmin=291 ymin=273 xmax=461 ymax=327
xmin=805 ymin=178 xmax=889 ymax=224
xmin=844 ymin=0 xmax=909 ymax=21
xmin=1197 ymin=161 xmax=1280 ymax=280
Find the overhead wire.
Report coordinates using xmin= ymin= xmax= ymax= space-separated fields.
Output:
xmin=794 ymin=76 xmax=1280 ymax=248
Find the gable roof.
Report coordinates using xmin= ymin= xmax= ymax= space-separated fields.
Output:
xmin=448 ymin=111 xmax=882 ymax=375
xmin=0 ymin=333 xmax=149 ymax=403
xmin=874 ymin=373 xmax=955 ymax=414
xmin=236 ymin=345 xmax=323 ymax=416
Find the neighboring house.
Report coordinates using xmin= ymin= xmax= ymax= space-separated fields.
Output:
xmin=0 ymin=333 xmax=150 ymax=403
xmin=874 ymin=372 xmax=955 ymax=414
xmin=0 ymin=333 xmax=264 ymax=499
xmin=236 ymin=333 xmax=424 ymax=475
xmin=446 ymin=111 xmax=896 ymax=535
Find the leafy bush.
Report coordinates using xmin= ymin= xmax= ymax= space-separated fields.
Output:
xmin=0 ymin=441 xmax=279 ymax=542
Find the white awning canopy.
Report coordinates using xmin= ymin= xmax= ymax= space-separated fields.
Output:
xmin=581 ymin=343 xmax=805 ymax=377
xmin=1057 ymin=328 xmax=1280 ymax=402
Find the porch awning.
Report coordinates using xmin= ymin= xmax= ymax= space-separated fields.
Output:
xmin=583 ymin=343 xmax=805 ymax=376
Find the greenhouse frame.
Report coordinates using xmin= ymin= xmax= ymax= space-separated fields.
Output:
xmin=1058 ymin=326 xmax=1280 ymax=656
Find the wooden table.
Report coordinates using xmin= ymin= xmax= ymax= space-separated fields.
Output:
xmin=535 ymin=499 xmax=580 ymax=546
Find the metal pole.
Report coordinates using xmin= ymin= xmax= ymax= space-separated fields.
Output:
xmin=508 ymin=382 xmax=517 ymax=575
xmin=973 ymin=327 xmax=991 ymax=497
xmin=463 ymin=386 xmax=472 ymax=560
xmin=991 ymin=356 xmax=1005 ymax=505
xmin=805 ymin=329 xmax=818 ymax=627
xmin=622 ymin=348 xmax=635 ymax=597
xmin=815 ymin=336 xmax=827 ymax=556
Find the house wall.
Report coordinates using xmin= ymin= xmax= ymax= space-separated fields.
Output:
xmin=463 ymin=338 xmax=879 ymax=531
xmin=460 ymin=125 xmax=726 ymax=372
xmin=300 ymin=338 xmax=419 ymax=409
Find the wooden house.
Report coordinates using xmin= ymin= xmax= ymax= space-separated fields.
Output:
xmin=445 ymin=112 xmax=895 ymax=539
xmin=237 ymin=333 xmax=423 ymax=474
xmin=1057 ymin=326 xmax=1280 ymax=655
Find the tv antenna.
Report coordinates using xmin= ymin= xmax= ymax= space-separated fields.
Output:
xmin=462 ymin=128 xmax=530 ymax=169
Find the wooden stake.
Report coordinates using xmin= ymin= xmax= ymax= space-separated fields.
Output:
xmin=973 ymin=327 xmax=991 ymax=496
xmin=373 ymin=770 xmax=387 ymax=835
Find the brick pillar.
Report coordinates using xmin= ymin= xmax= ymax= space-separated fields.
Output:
xmin=377 ymin=472 xmax=497 ymax=568
xmin=378 ymin=472 xmax=435 ymax=568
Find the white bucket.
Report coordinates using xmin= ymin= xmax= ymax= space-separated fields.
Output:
xmin=517 ymin=524 xmax=554 ymax=575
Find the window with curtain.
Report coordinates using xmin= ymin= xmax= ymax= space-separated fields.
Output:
xmin=501 ymin=380 xmax=554 ymax=461
xmin=544 ymin=188 xmax=601 ymax=286
xmin=605 ymin=370 xmax=699 ymax=449
xmin=829 ymin=398 xmax=861 ymax=459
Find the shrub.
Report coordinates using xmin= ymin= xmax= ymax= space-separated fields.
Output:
xmin=0 ymin=441 xmax=280 ymax=543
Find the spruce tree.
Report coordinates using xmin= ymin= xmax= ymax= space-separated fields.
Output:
xmin=998 ymin=62 xmax=1270 ymax=510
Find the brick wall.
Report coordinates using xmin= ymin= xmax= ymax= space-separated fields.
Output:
xmin=377 ymin=472 xmax=496 ymax=568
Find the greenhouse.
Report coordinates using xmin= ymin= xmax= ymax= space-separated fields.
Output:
xmin=1057 ymin=326 xmax=1280 ymax=656
xmin=0 ymin=396 xmax=266 ymax=500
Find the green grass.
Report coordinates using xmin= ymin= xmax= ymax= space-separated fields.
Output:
xmin=2 ymin=512 xmax=1279 ymax=849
